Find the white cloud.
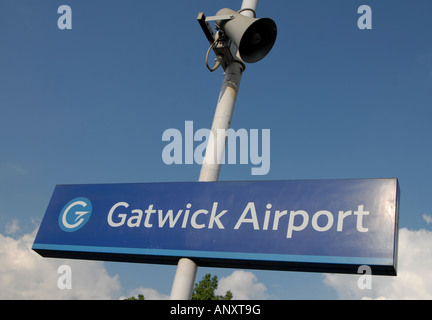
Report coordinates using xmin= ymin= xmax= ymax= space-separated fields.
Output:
xmin=5 ymin=219 xmax=20 ymax=235
xmin=216 ymin=270 xmax=268 ymax=300
xmin=0 ymin=228 xmax=121 ymax=299
xmin=323 ymin=228 xmax=432 ymax=299
xmin=422 ymin=214 xmax=432 ymax=224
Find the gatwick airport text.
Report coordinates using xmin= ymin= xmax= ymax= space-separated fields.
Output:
xmin=107 ymin=201 xmax=369 ymax=239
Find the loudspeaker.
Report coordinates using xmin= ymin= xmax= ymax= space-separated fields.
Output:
xmin=215 ymin=8 xmax=277 ymax=63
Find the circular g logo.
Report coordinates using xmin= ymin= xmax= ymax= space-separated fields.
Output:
xmin=59 ymin=197 xmax=92 ymax=232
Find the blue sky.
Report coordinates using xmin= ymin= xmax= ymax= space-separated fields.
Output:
xmin=1 ymin=0 xmax=432 ymax=299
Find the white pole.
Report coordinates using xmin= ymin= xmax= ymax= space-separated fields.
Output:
xmin=169 ymin=0 xmax=258 ymax=300
xmin=198 ymin=61 xmax=243 ymax=182
xmin=240 ymin=0 xmax=259 ymax=17
xmin=169 ymin=258 xmax=198 ymax=300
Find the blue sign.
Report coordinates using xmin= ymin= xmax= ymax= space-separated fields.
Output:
xmin=33 ymin=179 xmax=399 ymax=275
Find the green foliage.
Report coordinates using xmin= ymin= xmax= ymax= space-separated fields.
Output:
xmin=124 ymin=294 xmax=145 ymax=300
xmin=191 ymin=274 xmax=233 ymax=300
xmin=124 ymin=273 xmax=232 ymax=300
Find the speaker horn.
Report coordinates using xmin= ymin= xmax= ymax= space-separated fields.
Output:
xmin=215 ymin=8 xmax=277 ymax=63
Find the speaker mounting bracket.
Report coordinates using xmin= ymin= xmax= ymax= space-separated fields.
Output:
xmin=197 ymin=12 xmax=239 ymax=72
xmin=204 ymin=14 xmax=235 ymax=23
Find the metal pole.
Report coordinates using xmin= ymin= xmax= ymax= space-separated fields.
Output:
xmin=169 ymin=257 xmax=198 ymax=300
xmin=198 ymin=62 xmax=243 ymax=182
xmin=169 ymin=0 xmax=258 ymax=300
xmin=239 ymin=0 xmax=259 ymax=18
